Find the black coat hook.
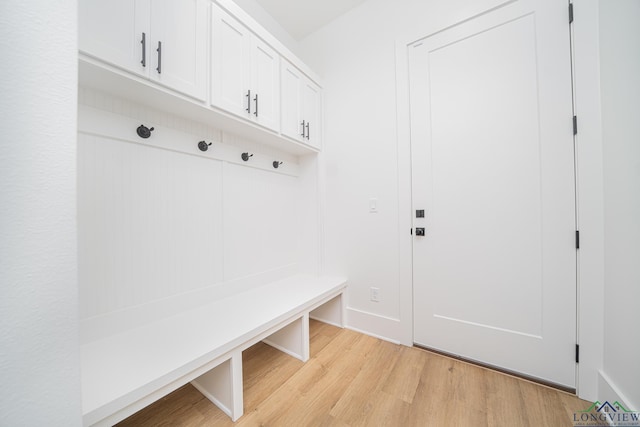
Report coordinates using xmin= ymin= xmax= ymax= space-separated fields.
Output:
xmin=273 ymin=161 xmax=283 ymax=169
xmin=198 ymin=141 xmax=212 ymax=152
xmin=136 ymin=124 xmax=154 ymax=139
xmin=241 ymin=152 xmax=253 ymax=161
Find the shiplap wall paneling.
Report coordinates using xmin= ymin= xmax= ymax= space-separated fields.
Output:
xmin=222 ymin=163 xmax=299 ymax=281
xmin=78 ymin=132 xmax=225 ymax=320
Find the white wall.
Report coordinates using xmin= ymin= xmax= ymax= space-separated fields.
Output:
xmin=301 ymin=0 xmax=639 ymax=405
xmin=598 ymin=0 xmax=640 ymax=410
xmin=0 ymin=0 xmax=82 ymax=425
xmin=299 ymin=0 xmax=511 ymax=342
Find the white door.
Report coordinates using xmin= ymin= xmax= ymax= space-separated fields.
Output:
xmin=410 ymin=0 xmax=576 ymax=388
xmin=150 ymin=0 xmax=208 ymax=101
xmin=211 ymin=4 xmax=251 ymax=117
xmin=78 ymin=0 xmax=150 ymax=76
xmin=250 ymin=38 xmax=280 ymax=132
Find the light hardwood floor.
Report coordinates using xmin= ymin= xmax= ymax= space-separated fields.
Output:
xmin=118 ymin=320 xmax=591 ymax=426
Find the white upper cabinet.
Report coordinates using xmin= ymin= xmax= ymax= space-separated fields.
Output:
xmin=250 ymin=38 xmax=280 ymax=132
xmin=281 ymin=59 xmax=322 ymax=149
xmin=302 ymin=80 xmax=321 ymax=148
xmin=149 ymin=0 xmax=208 ymax=100
xmin=79 ymin=0 xmax=150 ymax=77
xmin=211 ymin=5 xmax=251 ymax=117
xmin=79 ymin=0 xmax=321 ymax=153
xmin=79 ymin=0 xmax=207 ymax=101
xmin=211 ymin=4 xmax=280 ymax=132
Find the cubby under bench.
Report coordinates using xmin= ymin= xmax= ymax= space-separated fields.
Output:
xmin=81 ymin=275 xmax=347 ymax=426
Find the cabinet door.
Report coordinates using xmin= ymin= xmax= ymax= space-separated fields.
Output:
xmin=302 ymin=80 xmax=321 ymax=148
xmin=280 ymin=60 xmax=303 ymax=141
xmin=211 ymin=4 xmax=251 ymax=117
xmin=250 ymin=38 xmax=280 ymax=132
xmin=150 ymin=0 xmax=208 ymax=101
xmin=79 ymin=0 xmax=150 ymax=76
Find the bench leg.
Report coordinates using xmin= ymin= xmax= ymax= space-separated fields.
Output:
xmin=263 ymin=313 xmax=310 ymax=362
xmin=230 ymin=351 xmax=244 ymax=421
xmin=310 ymin=293 xmax=345 ymax=328
xmin=191 ymin=351 xmax=244 ymax=421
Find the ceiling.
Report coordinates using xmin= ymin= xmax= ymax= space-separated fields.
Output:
xmin=253 ymin=0 xmax=368 ymax=40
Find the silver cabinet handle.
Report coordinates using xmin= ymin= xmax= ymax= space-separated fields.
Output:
xmin=246 ymin=90 xmax=251 ymax=114
xmin=156 ymin=41 xmax=162 ymax=74
xmin=301 ymin=120 xmax=306 ymax=138
xmin=141 ymin=33 xmax=146 ymax=67
xmin=305 ymin=122 xmax=310 ymax=140
xmin=253 ymin=93 xmax=258 ymax=117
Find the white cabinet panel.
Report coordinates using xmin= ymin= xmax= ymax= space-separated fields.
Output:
xmin=211 ymin=5 xmax=251 ymax=116
xmin=150 ymin=0 xmax=208 ymax=100
xmin=302 ymin=80 xmax=321 ymax=149
xmin=79 ymin=0 xmax=150 ymax=76
xmin=251 ymin=38 xmax=280 ymax=132
xmin=211 ymin=4 xmax=280 ymax=132
xmin=280 ymin=59 xmax=321 ymax=149
xmin=281 ymin=61 xmax=303 ymax=140
xmin=80 ymin=0 xmax=207 ymax=100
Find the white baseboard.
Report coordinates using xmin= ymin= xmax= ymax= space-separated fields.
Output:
xmin=345 ymin=307 xmax=403 ymax=345
xmin=599 ymin=370 xmax=638 ymax=412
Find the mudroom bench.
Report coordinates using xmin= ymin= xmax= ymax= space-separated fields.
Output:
xmin=81 ymin=275 xmax=347 ymax=426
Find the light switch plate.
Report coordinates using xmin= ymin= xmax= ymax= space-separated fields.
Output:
xmin=369 ymin=198 xmax=378 ymax=213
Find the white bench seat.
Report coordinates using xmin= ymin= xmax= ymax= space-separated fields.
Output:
xmin=81 ymin=275 xmax=347 ymax=426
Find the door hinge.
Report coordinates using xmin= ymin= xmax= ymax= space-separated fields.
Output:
xmin=573 ymin=116 xmax=578 ymax=135
xmin=576 ymin=230 xmax=580 ymax=249
xmin=569 ymin=3 xmax=574 ymax=24
xmin=576 ymin=344 xmax=580 ymax=363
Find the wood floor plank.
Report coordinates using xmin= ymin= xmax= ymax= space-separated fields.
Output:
xmin=381 ymin=345 xmax=427 ymax=404
xmin=117 ymin=322 xmax=592 ymax=427
xmin=241 ymin=342 xmax=304 ymax=410
xmin=328 ymin=340 xmax=400 ymax=424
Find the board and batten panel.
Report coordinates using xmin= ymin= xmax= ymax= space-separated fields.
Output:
xmin=77 ymin=89 xmax=310 ymax=340
xmin=223 ymin=163 xmax=299 ymax=281
xmin=78 ymin=132 xmax=225 ymax=320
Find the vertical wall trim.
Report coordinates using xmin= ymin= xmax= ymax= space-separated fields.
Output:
xmin=572 ymin=0 xmax=605 ymax=402
xmin=394 ymin=40 xmax=414 ymax=347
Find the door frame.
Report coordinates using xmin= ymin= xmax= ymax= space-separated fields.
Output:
xmin=394 ymin=0 xmax=603 ymax=401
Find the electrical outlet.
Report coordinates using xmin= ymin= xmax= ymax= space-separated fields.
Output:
xmin=370 ymin=287 xmax=380 ymax=302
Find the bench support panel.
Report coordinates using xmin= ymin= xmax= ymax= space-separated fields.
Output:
xmin=310 ymin=294 xmax=345 ymax=327
xmin=263 ymin=313 xmax=310 ymax=362
xmin=191 ymin=351 xmax=244 ymax=421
